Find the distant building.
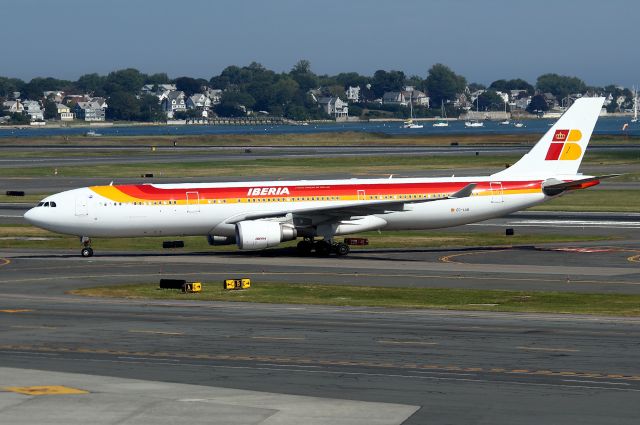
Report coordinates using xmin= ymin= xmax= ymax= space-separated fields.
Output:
xmin=55 ymin=103 xmax=74 ymax=121
xmin=43 ymin=91 xmax=64 ymax=103
xmin=345 ymin=86 xmax=360 ymax=102
xmin=543 ymin=93 xmax=558 ymax=109
xmin=317 ymin=97 xmax=348 ymax=118
xmin=2 ymin=100 xmax=24 ymax=113
xmin=22 ymin=101 xmax=44 ymax=121
xmin=382 ymin=91 xmax=408 ymax=106
xmin=141 ymin=84 xmax=177 ymax=97
xmin=403 ymin=89 xmax=429 ymax=107
xmin=186 ymin=93 xmax=212 ymax=117
xmin=74 ymin=101 xmax=106 ymax=121
xmin=205 ymin=88 xmax=223 ymax=105
xmin=161 ymin=90 xmax=186 ymax=118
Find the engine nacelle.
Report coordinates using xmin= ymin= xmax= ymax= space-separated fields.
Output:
xmin=207 ymin=234 xmax=236 ymax=246
xmin=235 ymin=220 xmax=297 ymax=250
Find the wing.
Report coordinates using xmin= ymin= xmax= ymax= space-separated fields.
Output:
xmin=225 ymin=183 xmax=476 ymax=224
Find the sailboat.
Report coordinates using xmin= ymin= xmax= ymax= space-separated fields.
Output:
xmin=499 ymin=99 xmax=510 ymax=125
xmin=632 ymin=86 xmax=638 ymax=123
xmin=464 ymin=97 xmax=484 ymax=128
xmin=433 ymin=100 xmax=449 ymax=127
xmin=403 ymin=93 xmax=423 ymax=129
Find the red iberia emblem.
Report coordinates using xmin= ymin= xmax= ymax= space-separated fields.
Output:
xmin=545 ymin=129 xmax=582 ymax=160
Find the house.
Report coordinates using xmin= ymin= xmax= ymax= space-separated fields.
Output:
xmin=345 ymin=86 xmax=360 ymax=102
xmin=543 ymin=93 xmax=558 ymax=109
xmin=43 ymin=91 xmax=65 ymax=103
xmin=186 ymin=93 xmax=212 ymax=117
xmin=403 ymin=89 xmax=429 ymax=107
xmin=55 ymin=103 xmax=74 ymax=121
xmin=22 ymin=101 xmax=44 ymax=121
xmin=141 ymin=84 xmax=177 ymax=97
xmin=74 ymin=101 xmax=106 ymax=121
xmin=161 ymin=91 xmax=186 ymax=118
xmin=91 ymin=97 xmax=108 ymax=110
xmin=382 ymin=91 xmax=408 ymax=106
xmin=205 ymin=88 xmax=223 ymax=105
xmin=317 ymin=97 xmax=348 ymax=118
xmin=2 ymin=100 xmax=24 ymax=113
xmin=514 ymin=96 xmax=531 ymax=110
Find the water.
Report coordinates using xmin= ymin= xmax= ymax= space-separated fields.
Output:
xmin=0 ymin=117 xmax=638 ymax=139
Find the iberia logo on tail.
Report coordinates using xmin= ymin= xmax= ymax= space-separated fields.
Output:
xmin=545 ymin=129 xmax=583 ymax=160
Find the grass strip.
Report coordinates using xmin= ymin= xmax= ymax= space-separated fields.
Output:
xmin=71 ymin=282 xmax=640 ymax=316
xmin=0 ymin=225 xmax=614 ymax=250
xmin=532 ymin=189 xmax=640 ymax=212
xmin=0 ymin=149 xmax=636 ymax=178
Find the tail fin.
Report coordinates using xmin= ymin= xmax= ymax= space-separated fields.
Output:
xmin=492 ymin=97 xmax=605 ymax=179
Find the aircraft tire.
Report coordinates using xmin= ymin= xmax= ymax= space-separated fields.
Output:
xmin=314 ymin=241 xmax=331 ymax=257
xmin=81 ymin=247 xmax=94 ymax=258
xmin=335 ymin=243 xmax=350 ymax=256
xmin=296 ymin=240 xmax=312 ymax=255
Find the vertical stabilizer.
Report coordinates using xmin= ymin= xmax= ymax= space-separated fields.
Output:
xmin=492 ymin=97 xmax=604 ymax=179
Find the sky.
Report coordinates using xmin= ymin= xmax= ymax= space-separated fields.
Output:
xmin=1 ymin=0 xmax=638 ymax=87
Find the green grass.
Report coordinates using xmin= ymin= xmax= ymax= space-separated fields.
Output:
xmin=533 ymin=189 xmax=640 ymax=212
xmin=0 ymin=225 xmax=614 ymax=251
xmin=0 ymin=149 xmax=637 ymax=178
xmin=71 ymin=282 xmax=640 ymax=316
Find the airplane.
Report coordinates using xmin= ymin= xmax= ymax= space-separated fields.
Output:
xmin=24 ymin=97 xmax=612 ymax=258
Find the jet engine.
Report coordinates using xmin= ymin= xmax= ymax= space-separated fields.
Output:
xmin=235 ymin=220 xmax=297 ymax=250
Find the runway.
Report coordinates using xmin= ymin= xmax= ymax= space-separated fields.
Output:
xmin=1 ymin=144 xmax=639 ymax=423
xmin=1 ymin=227 xmax=640 ymax=424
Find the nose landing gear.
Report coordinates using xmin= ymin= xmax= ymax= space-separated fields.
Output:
xmin=80 ymin=236 xmax=93 ymax=257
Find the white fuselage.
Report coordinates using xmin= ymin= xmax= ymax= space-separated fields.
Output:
xmin=24 ymin=176 xmax=550 ymax=239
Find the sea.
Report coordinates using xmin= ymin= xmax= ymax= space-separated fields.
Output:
xmin=0 ymin=117 xmax=638 ymax=139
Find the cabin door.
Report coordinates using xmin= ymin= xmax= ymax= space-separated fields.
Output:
xmin=186 ymin=191 xmax=200 ymax=213
xmin=490 ymin=182 xmax=504 ymax=203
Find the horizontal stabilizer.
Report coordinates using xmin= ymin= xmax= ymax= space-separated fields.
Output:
xmin=542 ymin=175 xmax=619 ymax=196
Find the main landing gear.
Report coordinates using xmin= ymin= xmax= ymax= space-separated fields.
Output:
xmin=80 ymin=236 xmax=93 ymax=258
xmin=296 ymin=239 xmax=350 ymax=257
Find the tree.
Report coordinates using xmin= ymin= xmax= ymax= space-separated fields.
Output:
xmin=138 ymin=95 xmax=166 ymax=122
xmin=371 ymin=70 xmax=406 ymax=98
xmin=44 ymin=99 xmax=58 ymax=120
xmin=106 ymin=91 xmax=140 ymax=121
xmin=104 ymin=68 xmax=146 ymax=95
xmin=536 ymin=73 xmax=586 ymax=102
xmin=468 ymin=83 xmax=486 ymax=92
xmin=290 ymin=60 xmax=319 ymax=91
xmin=489 ymin=78 xmax=534 ymax=95
xmin=425 ymin=64 xmax=466 ymax=106
xmin=174 ymin=76 xmax=203 ymax=96
xmin=76 ymin=73 xmax=106 ymax=96
xmin=477 ymin=90 xmax=506 ymax=111
xmin=527 ymin=94 xmax=549 ymax=114
xmin=0 ymin=77 xmax=24 ymax=98
xmin=146 ymin=73 xmax=170 ymax=85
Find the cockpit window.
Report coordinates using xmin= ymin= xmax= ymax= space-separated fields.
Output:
xmin=50 ymin=202 xmax=56 ymax=207
xmin=37 ymin=202 xmax=44 ymax=207
xmin=43 ymin=202 xmax=50 ymax=207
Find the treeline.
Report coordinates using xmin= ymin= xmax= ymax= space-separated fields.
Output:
xmin=0 ymin=61 xmax=633 ymax=121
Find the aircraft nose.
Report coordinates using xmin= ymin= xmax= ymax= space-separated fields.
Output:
xmin=23 ymin=207 xmax=41 ymax=226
